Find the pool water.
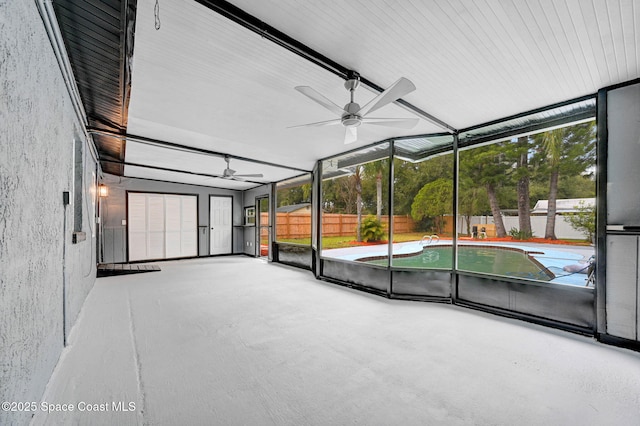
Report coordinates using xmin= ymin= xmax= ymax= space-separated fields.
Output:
xmin=366 ymin=245 xmax=552 ymax=281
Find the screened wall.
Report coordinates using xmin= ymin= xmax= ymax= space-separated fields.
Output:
xmin=273 ymin=174 xmax=313 ymax=269
xmin=308 ymin=97 xmax=598 ymax=332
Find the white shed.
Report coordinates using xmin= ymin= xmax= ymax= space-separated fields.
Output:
xmin=531 ymin=198 xmax=595 ymax=215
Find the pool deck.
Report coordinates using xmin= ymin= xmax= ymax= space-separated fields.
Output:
xmin=322 ymin=239 xmax=595 ymax=287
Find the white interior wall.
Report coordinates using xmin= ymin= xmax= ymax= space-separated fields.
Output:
xmin=0 ymin=2 xmax=97 ymax=424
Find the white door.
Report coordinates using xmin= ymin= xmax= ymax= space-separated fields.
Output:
xmin=147 ymin=194 xmax=166 ymax=260
xmin=128 ymin=193 xmax=197 ymax=261
xmin=210 ymin=196 xmax=232 ymax=255
xmin=128 ymin=193 xmax=149 ymax=261
xmin=164 ymin=195 xmax=197 ymax=259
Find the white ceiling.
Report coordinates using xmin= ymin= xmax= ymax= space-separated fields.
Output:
xmin=125 ymin=0 xmax=640 ymax=190
xmin=124 ymin=140 xmax=305 ymax=189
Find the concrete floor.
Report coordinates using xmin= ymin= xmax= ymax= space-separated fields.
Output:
xmin=33 ymin=257 xmax=639 ymax=425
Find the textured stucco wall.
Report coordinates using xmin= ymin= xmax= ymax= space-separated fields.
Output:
xmin=100 ymin=174 xmax=244 ymax=261
xmin=0 ymin=1 xmax=97 ymax=424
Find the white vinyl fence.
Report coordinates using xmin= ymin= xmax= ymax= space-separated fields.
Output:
xmin=456 ymin=215 xmax=589 ymax=240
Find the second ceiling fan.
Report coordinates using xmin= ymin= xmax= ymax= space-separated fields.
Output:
xmin=220 ymin=155 xmax=263 ymax=181
xmin=291 ymin=71 xmax=419 ymax=144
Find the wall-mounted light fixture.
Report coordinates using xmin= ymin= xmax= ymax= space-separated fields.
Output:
xmin=98 ymin=184 xmax=109 ymax=197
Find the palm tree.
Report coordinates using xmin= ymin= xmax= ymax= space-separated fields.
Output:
xmin=362 ymin=160 xmax=387 ymax=223
xmin=541 ymin=128 xmax=564 ymax=240
xmin=353 ymin=166 xmax=363 ymax=242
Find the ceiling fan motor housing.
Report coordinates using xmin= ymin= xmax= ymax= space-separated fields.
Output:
xmin=342 ymin=102 xmax=362 ymax=127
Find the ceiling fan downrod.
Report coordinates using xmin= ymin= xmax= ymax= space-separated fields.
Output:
xmin=342 ymin=70 xmax=362 ymax=127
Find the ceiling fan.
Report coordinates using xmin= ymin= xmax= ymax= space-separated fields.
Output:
xmin=291 ymin=71 xmax=419 ymax=144
xmin=220 ymin=155 xmax=263 ymax=181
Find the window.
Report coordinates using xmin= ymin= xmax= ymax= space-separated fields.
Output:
xmin=392 ymin=136 xmax=454 ymax=269
xmin=320 ymin=143 xmax=390 ymax=263
xmin=457 ymin=120 xmax=596 ymax=286
xmin=244 ymin=206 xmax=255 ymax=226
xmin=275 ymin=175 xmax=312 ymax=245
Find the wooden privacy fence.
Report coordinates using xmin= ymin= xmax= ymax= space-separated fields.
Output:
xmin=274 ymin=213 xmax=312 ymax=239
xmin=264 ymin=212 xmax=416 ymax=239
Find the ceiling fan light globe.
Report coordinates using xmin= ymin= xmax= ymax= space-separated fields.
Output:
xmin=342 ymin=115 xmax=362 ymax=127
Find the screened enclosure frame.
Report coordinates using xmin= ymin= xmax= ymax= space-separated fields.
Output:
xmin=299 ymin=93 xmax=599 ymax=334
xmin=272 ymin=172 xmax=315 ymax=270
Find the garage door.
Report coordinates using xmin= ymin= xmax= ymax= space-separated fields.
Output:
xmin=128 ymin=192 xmax=198 ymax=261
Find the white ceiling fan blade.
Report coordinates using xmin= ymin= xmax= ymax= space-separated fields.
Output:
xmin=344 ymin=127 xmax=358 ymax=144
xmin=357 ymin=77 xmax=416 ymax=117
xmin=234 ymin=173 xmax=264 ymax=178
xmin=295 ymin=86 xmax=346 ymax=116
xmin=288 ymin=118 xmax=343 ymax=129
xmin=220 ymin=156 xmax=263 ymax=180
xmin=362 ymin=117 xmax=419 ymax=129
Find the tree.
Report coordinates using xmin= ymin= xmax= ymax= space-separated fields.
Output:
xmin=376 ymin=166 xmax=382 ymax=221
xmin=410 ymin=178 xmax=453 ymax=234
xmin=393 ymin=154 xmax=453 ymax=216
xmin=564 ymin=201 xmax=596 ymax=242
xmin=354 ymin=166 xmax=363 ymax=242
xmin=514 ymin=136 xmax=532 ymax=235
xmin=362 ymin=159 xmax=388 ymax=222
xmin=321 ymin=169 xmax=356 ymax=214
xmin=459 ymin=144 xmax=509 ymax=237
xmin=321 ymin=166 xmax=365 ymax=240
xmin=533 ymin=121 xmax=596 ymax=240
xmin=276 ymin=182 xmax=311 ymax=207
xmin=458 ymin=179 xmax=487 ymax=235
xmin=529 ymin=174 xmax=595 ymax=203
xmin=540 ymin=128 xmax=563 ymax=239
xmin=485 ymin=184 xmax=506 ymax=237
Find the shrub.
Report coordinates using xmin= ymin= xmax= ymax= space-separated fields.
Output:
xmin=359 ymin=216 xmax=385 ymax=242
xmin=564 ymin=201 xmax=596 ymax=242
xmin=508 ymin=227 xmax=534 ymax=240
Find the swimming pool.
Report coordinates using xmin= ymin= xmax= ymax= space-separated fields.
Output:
xmin=362 ymin=245 xmax=554 ymax=281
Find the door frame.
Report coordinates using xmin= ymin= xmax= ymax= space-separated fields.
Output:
xmin=126 ymin=190 xmax=200 ymax=262
xmin=255 ymin=195 xmax=270 ymax=258
xmin=209 ymin=195 xmax=234 ymax=256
